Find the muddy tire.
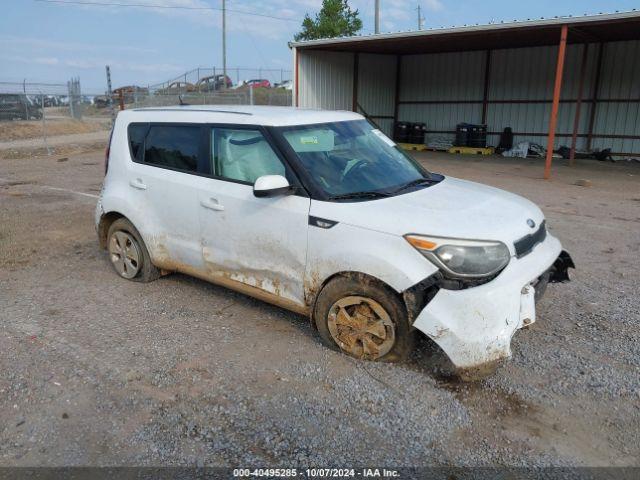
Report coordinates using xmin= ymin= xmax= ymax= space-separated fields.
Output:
xmin=106 ymin=218 xmax=160 ymax=283
xmin=313 ymin=275 xmax=414 ymax=362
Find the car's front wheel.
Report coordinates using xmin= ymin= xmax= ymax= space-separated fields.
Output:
xmin=106 ymin=218 xmax=160 ymax=283
xmin=313 ymin=275 xmax=414 ymax=362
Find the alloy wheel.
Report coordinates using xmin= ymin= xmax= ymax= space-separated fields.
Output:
xmin=108 ymin=231 xmax=141 ymax=279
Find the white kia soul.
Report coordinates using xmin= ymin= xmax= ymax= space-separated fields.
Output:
xmin=96 ymin=106 xmax=574 ymax=379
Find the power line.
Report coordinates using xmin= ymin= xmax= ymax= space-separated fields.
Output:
xmin=33 ymin=0 xmax=301 ymax=22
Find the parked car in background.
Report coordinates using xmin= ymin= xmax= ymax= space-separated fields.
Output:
xmin=245 ymin=79 xmax=271 ymax=88
xmin=274 ymin=80 xmax=293 ymax=90
xmin=94 ymin=95 xmax=110 ymax=108
xmin=96 ymin=105 xmax=574 ymax=380
xmin=43 ymin=95 xmax=59 ymax=107
xmin=196 ymin=74 xmax=232 ymax=92
xmin=0 ymin=93 xmax=42 ymax=120
xmin=157 ymin=82 xmax=196 ymax=96
xmin=113 ymin=86 xmax=149 ymax=104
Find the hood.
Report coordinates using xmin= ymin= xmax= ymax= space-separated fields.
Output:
xmin=310 ymin=177 xmax=545 ymax=254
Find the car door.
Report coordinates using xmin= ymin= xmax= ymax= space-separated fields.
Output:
xmin=127 ymin=123 xmax=210 ymax=270
xmin=197 ymin=125 xmax=310 ymax=309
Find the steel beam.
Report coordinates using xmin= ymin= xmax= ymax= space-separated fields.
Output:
xmin=587 ymin=42 xmax=604 ymax=151
xmin=352 ymin=53 xmax=359 ymax=112
xmin=481 ymin=49 xmax=492 ymax=125
xmin=570 ymin=43 xmax=590 ymax=166
xmin=393 ymin=55 xmax=402 ymax=126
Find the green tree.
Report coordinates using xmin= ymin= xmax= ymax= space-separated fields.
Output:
xmin=294 ymin=0 xmax=363 ymax=41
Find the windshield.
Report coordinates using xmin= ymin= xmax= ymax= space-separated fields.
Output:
xmin=274 ymin=120 xmax=436 ymax=200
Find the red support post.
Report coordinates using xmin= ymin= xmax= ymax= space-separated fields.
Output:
xmin=570 ymin=43 xmax=589 ymax=166
xmin=544 ymin=25 xmax=569 ymax=180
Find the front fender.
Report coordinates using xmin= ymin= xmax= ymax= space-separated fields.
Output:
xmin=304 ymin=221 xmax=438 ymax=304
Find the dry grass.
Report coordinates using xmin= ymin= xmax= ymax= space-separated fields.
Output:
xmin=0 ymin=118 xmax=110 ymax=142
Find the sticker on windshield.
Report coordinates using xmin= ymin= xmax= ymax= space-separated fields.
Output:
xmin=300 ymin=136 xmax=319 ymax=145
xmin=371 ymin=129 xmax=396 ymax=147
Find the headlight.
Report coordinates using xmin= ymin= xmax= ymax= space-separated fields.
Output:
xmin=405 ymin=234 xmax=511 ymax=278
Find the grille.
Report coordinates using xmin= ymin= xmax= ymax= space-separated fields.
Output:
xmin=514 ymin=221 xmax=547 ymax=258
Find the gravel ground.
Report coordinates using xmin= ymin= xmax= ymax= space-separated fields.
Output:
xmin=0 ymin=150 xmax=638 ymax=467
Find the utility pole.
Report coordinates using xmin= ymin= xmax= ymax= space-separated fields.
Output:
xmin=374 ymin=0 xmax=380 ymax=34
xmin=105 ymin=65 xmax=115 ymax=126
xmin=416 ymin=4 xmax=424 ymax=30
xmin=222 ymin=0 xmax=227 ymax=89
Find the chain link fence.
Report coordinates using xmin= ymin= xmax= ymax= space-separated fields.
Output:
xmin=120 ymin=67 xmax=293 ymax=110
xmin=148 ymin=67 xmax=292 ymax=92
xmin=0 ymin=67 xmax=292 ymax=157
xmin=0 ymin=80 xmax=88 ymax=122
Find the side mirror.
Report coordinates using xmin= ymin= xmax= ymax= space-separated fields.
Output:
xmin=253 ymin=175 xmax=292 ymax=198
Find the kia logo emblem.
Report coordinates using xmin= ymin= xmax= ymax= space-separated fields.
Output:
xmin=527 ymin=219 xmax=536 ymax=228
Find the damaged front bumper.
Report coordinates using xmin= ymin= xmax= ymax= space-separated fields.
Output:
xmin=412 ymin=234 xmax=573 ymax=374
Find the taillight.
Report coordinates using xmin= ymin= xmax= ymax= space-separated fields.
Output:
xmin=104 ymin=129 xmax=113 ymax=175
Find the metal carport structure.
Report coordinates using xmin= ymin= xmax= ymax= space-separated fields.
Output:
xmin=290 ymin=11 xmax=640 ymax=179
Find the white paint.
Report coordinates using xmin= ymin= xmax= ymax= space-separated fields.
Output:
xmin=413 ymin=235 xmax=561 ymax=369
xmin=98 ymin=106 xmax=567 ymax=373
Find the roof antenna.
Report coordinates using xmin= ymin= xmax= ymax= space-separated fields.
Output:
xmin=178 ymin=95 xmax=189 ymax=106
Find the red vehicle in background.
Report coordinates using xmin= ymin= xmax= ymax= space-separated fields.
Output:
xmin=246 ymin=79 xmax=271 ymax=88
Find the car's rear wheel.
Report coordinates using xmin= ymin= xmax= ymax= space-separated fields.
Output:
xmin=106 ymin=218 xmax=160 ymax=283
xmin=313 ymin=276 xmax=413 ymax=362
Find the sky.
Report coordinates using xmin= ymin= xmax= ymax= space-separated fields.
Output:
xmin=1 ymin=0 xmax=639 ymax=92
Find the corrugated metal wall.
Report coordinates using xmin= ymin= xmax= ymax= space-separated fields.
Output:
xmin=356 ymin=53 xmax=396 ymax=136
xmin=397 ymin=40 xmax=640 ymax=154
xmin=297 ymin=50 xmax=353 ymax=111
xmin=591 ymin=40 xmax=640 ymax=155
xmin=297 ymin=40 xmax=640 ymax=156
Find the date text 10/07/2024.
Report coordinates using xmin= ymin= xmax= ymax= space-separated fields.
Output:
xmin=233 ymin=468 xmax=400 ymax=478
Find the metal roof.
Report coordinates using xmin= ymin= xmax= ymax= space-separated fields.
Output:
xmin=289 ymin=10 xmax=640 ymax=54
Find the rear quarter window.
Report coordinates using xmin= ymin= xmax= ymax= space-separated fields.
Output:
xmin=144 ymin=125 xmax=200 ymax=172
xmin=128 ymin=123 xmax=148 ymax=161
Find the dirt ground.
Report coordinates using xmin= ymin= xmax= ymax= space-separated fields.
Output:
xmin=0 ymin=148 xmax=638 ymax=467
xmin=0 ymin=117 xmax=110 ymax=143
xmin=0 ymin=116 xmax=111 ymax=161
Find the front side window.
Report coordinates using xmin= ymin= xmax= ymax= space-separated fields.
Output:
xmin=144 ymin=125 xmax=200 ymax=172
xmin=212 ymin=128 xmax=286 ymax=184
xmin=274 ymin=120 xmax=437 ymax=200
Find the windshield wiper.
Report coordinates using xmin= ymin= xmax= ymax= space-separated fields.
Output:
xmin=328 ymin=191 xmax=391 ymax=201
xmin=390 ymin=177 xmax=437 ymax=194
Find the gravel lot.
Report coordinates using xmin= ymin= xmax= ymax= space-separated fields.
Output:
xmin=0 ymin=149 xmax=638 ymax=467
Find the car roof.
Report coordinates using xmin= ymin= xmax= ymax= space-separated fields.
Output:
xmin=123 ymin=105 xmax=364 ymax=127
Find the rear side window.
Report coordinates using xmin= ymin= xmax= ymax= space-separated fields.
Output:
xmin=128 ymin=123 xmax=147 ymax=161
xmin=144 ymin=125 xmax=200 ymax=172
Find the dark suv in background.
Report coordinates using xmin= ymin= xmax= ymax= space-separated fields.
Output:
xmin=0 ymin=94 xmax=43 ymax=120
xmin=196 ymin=74 xmax=233 ymax=92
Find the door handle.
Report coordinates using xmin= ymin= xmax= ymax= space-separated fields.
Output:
xmin=129 ymin=178 xmax=147 ymax=190
xmin=200 ymin=197 xmax=225 ymax=211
